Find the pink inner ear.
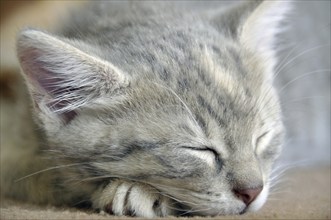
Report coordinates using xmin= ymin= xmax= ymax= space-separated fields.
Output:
xmin=19 ymin=47 xmax=78 ymax=123
xmin=19 ymin=48 xmax=54 ymax=93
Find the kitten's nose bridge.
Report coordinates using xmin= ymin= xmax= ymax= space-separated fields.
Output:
xmin=226 ymin=159 xmax=264 ymax=205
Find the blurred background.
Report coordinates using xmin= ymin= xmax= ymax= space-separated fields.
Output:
xmin=1 ymin=0 xmax=330 ymax=167
xmin=275 ymin=1 xmax=330 ymax=166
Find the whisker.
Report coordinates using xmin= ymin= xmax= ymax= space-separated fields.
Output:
xmin=14 ymin=163 xmax=89 ymax=182
xmin=151 ymin=82 xmax=202 ymax=133
xmin=281 ymin=95 xmax=327 ymax=105
xmin=179 ymin=206 xmax=212 ymax=216
xmin=274 ymin=42 xmax=303 ymax=79
xmin=273 ymin=44 xmax=330 ymax=80
xmin=279 ymin=69 xmax=330 ymax=93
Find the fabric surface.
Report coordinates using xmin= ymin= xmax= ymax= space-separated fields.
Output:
xmin=1 ymin=166 xmax=330 ymax=219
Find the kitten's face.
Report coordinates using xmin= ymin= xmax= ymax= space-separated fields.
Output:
xmin=17 ymin=0 xmax=289 ymax=216
xmin=46 ymin=56 xmax=283 ymax=215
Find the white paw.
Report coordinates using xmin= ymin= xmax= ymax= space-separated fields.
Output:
xmin=92 ymin=180 xmax=173 ymax=217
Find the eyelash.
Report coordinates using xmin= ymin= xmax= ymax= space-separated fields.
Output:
xmin=182 ymin=146 xmax=216 ymax=153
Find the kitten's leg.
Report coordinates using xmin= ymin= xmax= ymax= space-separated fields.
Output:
xmin=92 ymin=180 xmax=173 ymax=217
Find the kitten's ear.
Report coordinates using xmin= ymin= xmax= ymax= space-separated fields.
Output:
xmin=17 ymin=29 xmax=129 ymax=123
xmin=239 ymin=1 xmax=291 ymax=58
xmin=213 ymin=0 xmax=291 ymax=59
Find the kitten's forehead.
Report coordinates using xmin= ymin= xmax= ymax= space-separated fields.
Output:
xmin=91 ymin=25 xmax=275 ymax=158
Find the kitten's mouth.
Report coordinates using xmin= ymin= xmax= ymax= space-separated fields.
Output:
xmin=239 ymin=207 xmax=248 ymax=215
xmin=170 ymin=202 xmax=194 ymax=217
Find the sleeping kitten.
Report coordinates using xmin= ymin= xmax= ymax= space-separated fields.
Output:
xmin=2 ymin=0 xmax=290 ymax=217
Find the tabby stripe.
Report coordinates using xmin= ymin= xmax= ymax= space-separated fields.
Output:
xmin=197 ymin=70 xmax=212 ymax=87
xmin=227 ymin=47 xmax=248 ymax=76
xmin=194 ymin=113 xmax=207 ymax=133
xmin=92 ymin=141 xmax=164 ymax=161
xmin=197 ymin=95 xmax=226 ymax=127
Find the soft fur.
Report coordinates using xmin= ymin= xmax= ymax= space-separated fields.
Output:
xmin=1 ymin=1 xmax=290 ymax=217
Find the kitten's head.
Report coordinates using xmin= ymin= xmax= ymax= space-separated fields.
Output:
xmin=17 ymin=0 xmax=290 ymax=216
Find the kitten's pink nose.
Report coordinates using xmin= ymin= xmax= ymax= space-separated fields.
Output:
xmin=233 ymin=186 xmax=263 ymax=206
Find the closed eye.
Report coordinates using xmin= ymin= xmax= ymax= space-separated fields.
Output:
xmin=256 ymin=131 xmax=270 ymax=147
xmin=255 ymin=130 xmax=275 ymax=156
xmin=182 ymin=146 xmax=222 ymax=171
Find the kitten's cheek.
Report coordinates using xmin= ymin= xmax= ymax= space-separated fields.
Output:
xmin=246 ymin=184 xmax=269 ymax=212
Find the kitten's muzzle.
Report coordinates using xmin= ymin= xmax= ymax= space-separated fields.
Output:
xmin=233 ymin=185 xmax=263 ymax=206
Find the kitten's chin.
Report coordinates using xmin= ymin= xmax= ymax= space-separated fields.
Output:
xmin=184 ymin=201 xmax=247 ymax=217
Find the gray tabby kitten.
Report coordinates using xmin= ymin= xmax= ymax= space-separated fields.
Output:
xmin=8 ymin=0 xmax=289 ymax=217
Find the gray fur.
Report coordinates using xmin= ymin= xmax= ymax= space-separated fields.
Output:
xmin=13 ymin=1 xmax=289 ymax=217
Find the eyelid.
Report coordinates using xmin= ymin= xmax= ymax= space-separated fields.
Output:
xmin=182 ymin=146 xmax=222 ymax=172
xmin=255 ymin=130 xmax=276 ymax=157
xmin=256 ymin=131 xmax=270 ymax=146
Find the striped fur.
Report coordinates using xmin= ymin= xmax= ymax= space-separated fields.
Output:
xmin=8 ymin=0 xmax=289 ymax=217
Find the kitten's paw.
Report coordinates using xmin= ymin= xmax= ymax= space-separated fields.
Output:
xmin=92 ymin=180 xmax=173 ymax=217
